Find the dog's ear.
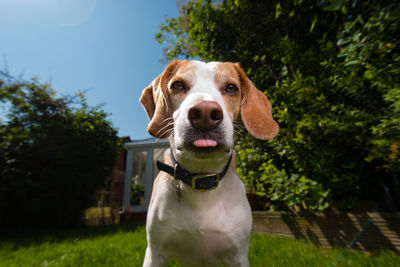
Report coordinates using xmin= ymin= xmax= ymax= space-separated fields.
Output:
xmin=140 ymin=60 xmax=182 ymax=138
xmin=234 ymin=63 xmax=279 ymax=140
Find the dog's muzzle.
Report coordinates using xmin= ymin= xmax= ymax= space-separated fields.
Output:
xmin=182 ymin=100 xmax=228 ymax=152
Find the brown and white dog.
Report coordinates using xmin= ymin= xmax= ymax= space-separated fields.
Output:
xmin=140 ymin=60 xmax=278 ymax=267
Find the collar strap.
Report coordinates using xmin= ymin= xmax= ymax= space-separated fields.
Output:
xmin=156 ymin=150 xmax=232 ymax=191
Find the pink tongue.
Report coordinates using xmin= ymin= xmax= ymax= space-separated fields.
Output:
xmin=193 ymin=139 xmax=217 ymax=147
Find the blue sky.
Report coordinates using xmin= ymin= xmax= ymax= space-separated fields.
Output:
xmin=0 ymin=0 xmax=180 ymax=139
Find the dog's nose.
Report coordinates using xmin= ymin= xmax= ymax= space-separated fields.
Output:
xmin=188 ymin=101 xmax=223 ymax=130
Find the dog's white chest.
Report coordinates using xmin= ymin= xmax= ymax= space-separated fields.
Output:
xmin=147 ymin=173 xmax=252 ymax=266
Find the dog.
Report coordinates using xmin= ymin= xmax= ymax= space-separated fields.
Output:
xmin=140 ymin=60 xmax=279 ymax=267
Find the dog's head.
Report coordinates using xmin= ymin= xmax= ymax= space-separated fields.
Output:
xmin=140 ymin=60 xmax=279 ymax=173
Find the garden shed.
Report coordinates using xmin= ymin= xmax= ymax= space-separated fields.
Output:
xmin=120 ymin=138 xmax=170 ymax=219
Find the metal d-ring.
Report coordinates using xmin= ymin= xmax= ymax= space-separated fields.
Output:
xmin=173 ymin=163 xmax=178 ymax=179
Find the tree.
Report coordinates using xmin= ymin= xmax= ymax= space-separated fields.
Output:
xmin=156 ymin=0 xmax=400 ymax=210
xmin=0 ymin=73 xmax=120 ymax=226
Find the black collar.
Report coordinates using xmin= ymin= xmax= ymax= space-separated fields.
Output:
xmin=156 ymin=150 xmax=232 ymax=191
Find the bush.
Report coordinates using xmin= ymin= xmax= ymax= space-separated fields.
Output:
xmin=0 ymin=74 xmax=120 ymax=226
xmin=156 ymin=0 xmax=400 ymax=210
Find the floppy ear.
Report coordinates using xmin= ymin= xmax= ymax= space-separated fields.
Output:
xmin=234 ymin=64 xmax=279 ymax=140
xmin=140 ymin=60 xmax=182 ymax=138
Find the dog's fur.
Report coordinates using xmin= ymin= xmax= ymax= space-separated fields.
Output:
xmin=140 ymin=60 xmax=279 ymax=267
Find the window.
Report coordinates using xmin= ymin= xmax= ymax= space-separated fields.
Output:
xmin=122 ymin=138 xmax=170 ymax=213
xmin=130 ymin=151 xmax=147 ymax=206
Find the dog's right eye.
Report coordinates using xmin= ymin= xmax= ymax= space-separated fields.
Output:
xmin=171 ymin=81 xmax=186 ymax=92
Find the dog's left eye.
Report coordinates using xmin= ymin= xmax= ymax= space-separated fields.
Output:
xmin=171 ymin=81 xmax=186 ymax=92
xmin=224 ymin=84 xmax=238 ymax=94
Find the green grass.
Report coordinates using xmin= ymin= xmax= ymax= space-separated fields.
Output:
xmin=249 ymin=234 xmax=399 ymax=267
xmin=0 ymin=224 xmax=399 ymax=266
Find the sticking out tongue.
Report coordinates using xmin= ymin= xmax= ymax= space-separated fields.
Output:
xmin=193 ymin=139 xmax=218 ymax=147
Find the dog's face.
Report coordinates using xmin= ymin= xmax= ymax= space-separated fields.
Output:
xmin=140 ymin=60 xmax=279 ymax=173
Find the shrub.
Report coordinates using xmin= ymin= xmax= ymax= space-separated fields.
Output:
xmin=156 ymin=0 xmax=400 ymax=210
xmin=0 ymin=74 xmax=120 ymax=226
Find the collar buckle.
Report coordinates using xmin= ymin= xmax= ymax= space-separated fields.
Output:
xmin=192 ymin=173 xmax=220 ymax=191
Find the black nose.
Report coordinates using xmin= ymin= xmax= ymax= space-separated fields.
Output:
xmin=188 ymin=101 xmax=223 ymax=131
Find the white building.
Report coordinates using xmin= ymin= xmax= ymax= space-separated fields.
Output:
xmin=121 ymin=138 xmax=170 ymax=215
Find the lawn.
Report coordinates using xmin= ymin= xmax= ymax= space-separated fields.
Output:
xmin=0 ymin=223 xmax=399 ymax=267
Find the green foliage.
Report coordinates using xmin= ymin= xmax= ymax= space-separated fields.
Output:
xmin=331 ymin=4 xmax=400 ymax=170
xmin=157 ymin=0 xmax=400 ymax=210
xmin=0 ymin=74 xmax=120 ymax=226
xmin=130 ymin=184 xmax=145 ymax=205
xmin=258 ymin=162 xmax=330 ymax=211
